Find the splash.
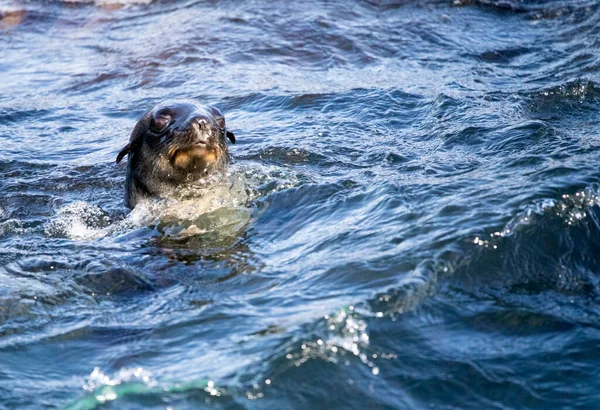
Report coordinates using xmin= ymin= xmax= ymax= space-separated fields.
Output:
xmin=44 ymin=201 xmax=112 ymax=240
xmin=44 ymin=163 xmax=300 ymax=241
xmin=473 ymin=187 xmax=600 ymax=249
xmin=0 ymin=218 xmax=25 ymax=237
xmin=66 ymin=367 xmax=224 ymax=410
xmin=283 ymin=305 xmax=379 ymax=376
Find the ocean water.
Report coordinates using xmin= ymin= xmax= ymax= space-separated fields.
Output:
xmin=1 ymin=0 xmax=600 ymax=408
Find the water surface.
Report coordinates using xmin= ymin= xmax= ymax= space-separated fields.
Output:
xmin=1 ymin=0 xmax=600 ymax=408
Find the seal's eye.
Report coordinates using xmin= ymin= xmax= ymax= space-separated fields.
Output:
xmin=151 ymin=115 xmax=171 ymax=133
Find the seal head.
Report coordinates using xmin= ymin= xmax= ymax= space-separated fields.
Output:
xmin=116 ymin=101 xmax=236 ymax=208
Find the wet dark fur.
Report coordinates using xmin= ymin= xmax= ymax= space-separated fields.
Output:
xmin=116 ymin=101 xmax=236 ymax=208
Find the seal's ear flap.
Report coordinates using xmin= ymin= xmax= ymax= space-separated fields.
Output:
xmin=226 ymin=131 xmax=236 ymax=144
xmin=207 ymin=105 xmax=234 ymax=143
xmin=209 ymin=106 xmax=226 ymax=129
xmin=116 ymin=144 xmax=132 ymax=164
xmin=116 ymin=111 xmax=152 ymax=164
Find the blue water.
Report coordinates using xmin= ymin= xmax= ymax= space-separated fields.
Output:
xmin=1 ymin=0 xmax=600 ymax=408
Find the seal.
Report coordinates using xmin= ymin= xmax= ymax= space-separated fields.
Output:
xmin=116 ymin=100 xmax=236 ymax=208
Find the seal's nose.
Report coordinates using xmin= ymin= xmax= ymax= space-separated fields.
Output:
xmin=189 ymin=115 xmax=210 ymax=131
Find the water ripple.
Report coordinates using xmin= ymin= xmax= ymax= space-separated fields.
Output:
xmin=1 ymin=0 xmax=600 ymax=408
